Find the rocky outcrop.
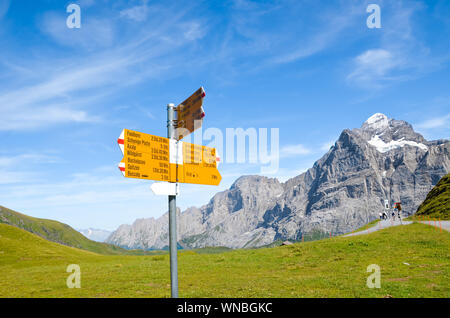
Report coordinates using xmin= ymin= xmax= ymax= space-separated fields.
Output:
xmin=107 ymin=113 xmax=450 ymax=249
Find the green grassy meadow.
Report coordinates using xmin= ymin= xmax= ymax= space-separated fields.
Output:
xmin=0 ymin=205 xmax=158 ymax=255
xmin=414 ymin=173 xmax=450 ymax=220
xmin=0 ymin=222 xmax=448 ymax=298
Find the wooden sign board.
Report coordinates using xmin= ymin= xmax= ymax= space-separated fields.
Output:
xmin=175 ymin=87 xmax=205 ymax=140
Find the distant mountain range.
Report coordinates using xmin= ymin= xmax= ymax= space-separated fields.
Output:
xmin=78 ymin=228 xmax=112 ymax=242
xmin=106 ymin=113 xmax=450 ymax=249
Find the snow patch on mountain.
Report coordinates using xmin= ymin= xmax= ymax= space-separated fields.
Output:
xmin=368 ymin=135 xmax=428 ymax=153
xmin=364 ymin=113 xmax=389 ymax=131
xmin=79 ymin=228 xmax=112 ymax=242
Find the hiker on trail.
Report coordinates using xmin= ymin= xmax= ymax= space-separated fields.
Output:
xmin=383 ymin=200 xmax=389 ymax=220
xmin=395 ymin=202 xmax=402 ymax=221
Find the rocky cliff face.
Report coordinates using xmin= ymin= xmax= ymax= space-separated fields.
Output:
xmin=107 ymin=113 xmax=450 ymax=249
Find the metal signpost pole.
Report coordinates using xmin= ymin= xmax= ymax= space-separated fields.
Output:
xmin=118 ymin=90 xmax=220 ymax=297
xmin=167 ymin=103 xmax=178 ymax=298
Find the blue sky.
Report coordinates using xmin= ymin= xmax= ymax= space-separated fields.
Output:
xmin=0 ymin=0 xmax=449 ymax=230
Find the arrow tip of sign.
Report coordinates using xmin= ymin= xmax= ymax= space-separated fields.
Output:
xmin=118 ymin=162 xmax=125 ymax=177
xmin=118 ymin=129 xmax=125 ymax=154
xmin=216 ymin=153 xmax=221 ymax=167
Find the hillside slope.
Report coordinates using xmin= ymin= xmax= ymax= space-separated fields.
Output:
xmin=0 ymin=223 xmax=98 ymax=266
xmin=0 ymin=205 xmax=146 ymax=255
xmin=415 ymin=173 xmax=450 ymax=220
xmin=0 ymin=222 xmax=448 ymax=297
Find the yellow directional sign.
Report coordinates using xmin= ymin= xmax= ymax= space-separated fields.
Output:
xmin=118 ymin=129 xmax=170 ymax=182
xmin=181 ymin=142 xmax=221 ymax=186
xmin=175 ymin=87 xmax=205 ymax=140
xmin=118 ymin=128 xmax=221 ymax=186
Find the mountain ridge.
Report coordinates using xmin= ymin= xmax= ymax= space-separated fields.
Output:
xmin=107 ymin=113 xmax=450 ymax=249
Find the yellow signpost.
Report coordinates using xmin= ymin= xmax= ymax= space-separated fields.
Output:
xmin=117 ymin=87 xmax=220 ymax=298
xmin=175 ymin=87 xmax=205 ymax=140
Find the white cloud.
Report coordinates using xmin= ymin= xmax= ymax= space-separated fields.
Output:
xmin=0 ymin=171 xmax=40 ymax=185
xmin=0 ymin=168 xmax=146 ymax=206
xmin=210 ymin=1 xmax=364 ymax=73
xmin=280 ymin=144 xmax=311 ymax=158
xmin=416 ymin=114 xmax=450 ymax=130
xmin=120 ymin=2 xmax=150 ymax=22
xmin=40 ymin=12 xmax=115 ymax=49
xmin=0 ymin=4 xmax=207 ymax=131
xmin=78 ymin=0 xmax=96 ymax=7
xmin=0 ymin=153 xmax=61 ymax=184
xmin=0 ymin=153 xmax=60 ymax=168
xmin=182 ymin=21 xmax=206 ymax=41
xmin=0 ymin=105 xmax=96 ymax=131
xmin=270 ymin=12 xmax=355 ymax=65
xmin=0 ymin=59 xmax=119 ymax=130
xmin=267 ymin=1 xmax=366 ymax=65
xmin=0 ymin=0 xmax=9 ymax=20
xmin=347 ymin=49 xmax=402 ymax=87
xmin=347 ymin=2 xmax=448 ymax=89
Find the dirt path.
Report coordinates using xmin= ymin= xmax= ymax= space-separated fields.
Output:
xmin=343 ymin=219 xmax=449 ymax=237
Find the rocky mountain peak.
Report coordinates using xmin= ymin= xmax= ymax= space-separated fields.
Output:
xmin=361 ymin=113 xmax=389 ymax=132
xmin=355 ymin=113 xmax=428 ymax=153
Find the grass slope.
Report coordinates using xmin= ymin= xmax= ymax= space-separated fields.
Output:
xmin=0 ymin=205 xmax=152 ymax=255
xmin=413 ymin=173 xmax=450 ymax=220
xmin=0 ymin=222 xmax=448 ymax=298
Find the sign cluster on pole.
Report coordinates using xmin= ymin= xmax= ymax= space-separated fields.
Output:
xmin=117 ymin=129 xmax=221 ymax=186
xmin=116 ymin=87 xmax=220 ymax=298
